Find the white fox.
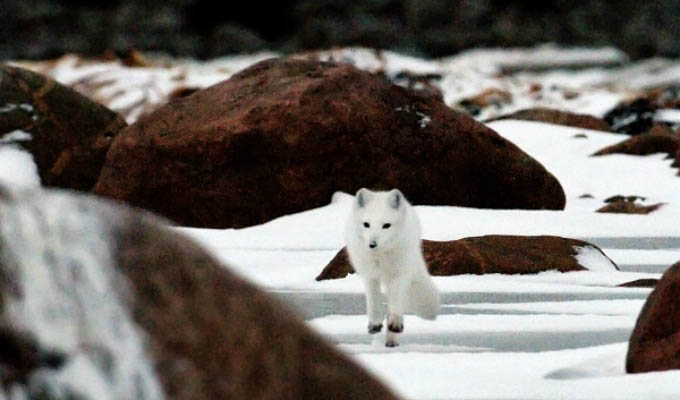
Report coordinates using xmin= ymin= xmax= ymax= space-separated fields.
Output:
xmin=345 ymin=188 xmax=440 ymax=347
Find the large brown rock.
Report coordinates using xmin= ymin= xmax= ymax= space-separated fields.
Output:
xmin=593 ymin=125 xmax=680 ymax=175
xmin=627 ymin=261 xmax=680 ymax=374
xmin=0 ymin=65 xmax=127 ymax=190
xmin=317 ymin=235 xmax=616 ymax=280
xmin=0 ymin=188 xmax=399 ymax=400
xmin=487 ymin=107 xmax=612 ymax=132
xmin=94 ymin=58 xmax=565 ymax=228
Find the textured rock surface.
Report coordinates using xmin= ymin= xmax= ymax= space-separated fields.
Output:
xmin=487 ymin=107 xmax=611 ymax=132
xmin=95 ymin=58 xmax=565 ymax=228
xmin=0 ymin=188 xmax=399 ymax=400
xmin=317 ymin=235 xmax=615 ymax=280
xmin=618 ymin=279 xmax=658 ymax=288
xmin=0 ymin=65 xmax=127 ymax=190
xmin=627 ymin=262 xmax=680 ymax=373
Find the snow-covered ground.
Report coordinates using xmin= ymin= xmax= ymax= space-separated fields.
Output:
xmin=3 ymin=48 xmax=680 ymax=399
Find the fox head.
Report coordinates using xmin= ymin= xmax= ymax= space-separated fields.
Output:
xmin=352 ymin=188 xmax=407 ymax=251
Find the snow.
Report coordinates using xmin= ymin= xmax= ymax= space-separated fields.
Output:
xmin=573 ymin=246 xmax=618 ymax=272
xmin=0 ymin=192 xmax=164 ymax=399
xmin=0 ymin=145 xmax=40 ymax=188
xmin=4 ymin=47 xmax=680 ymax=398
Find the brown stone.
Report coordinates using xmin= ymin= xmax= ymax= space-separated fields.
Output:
xmin=596 ymin=201 xmax=664 ymax=215
xmin=0 ymin=189 xmax=399 ymax=400
xmin=618 ymin=279 xmax=658 ymax=288
xmin=593 ymin=126 xmax=680 ymax=175
xmin=94 ymin=58 xmax=565 ymax=228
xmin=316 ymin=235 xmax=615 ymax=280
xmin=627 ymin=262 xmax=680 ymax=373
xmin=487 ymin=107 xmax=612 ymax=132
xmin=0 ymin=65 xmax=127 ymax=191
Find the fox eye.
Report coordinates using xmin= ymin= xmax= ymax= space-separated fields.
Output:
xmin=382 ymin=223 xmax=391 ymax=229
xmin=363 ymin=222 xmax=370 ymax=228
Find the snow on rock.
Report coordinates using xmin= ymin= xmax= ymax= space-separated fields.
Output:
xmin=573 ymin=245 xmax=619 ymax=272
xmin=0 ymin=145 xmax=41 ymax=189
xmin=0 ymin=190 xmax=163 ymax=399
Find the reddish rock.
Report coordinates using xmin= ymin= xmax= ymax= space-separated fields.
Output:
xmin=593 ymin=126 xmax=680 ymax=175
xmin=0 ymin=65 xmax=126 ymax=191
xmin=0 ymin=189 xmax=399 ymax=400
xmin=457 ymin=88 xmax=513 ymax=116
xmin=316 ymin=235 xmax=615 ymax=280
xmin=618 ymin=279 xmax=658 ymax=288
xmin=94 ymin=58 xmax=565 ymax=228
xmin=596 ymin=201 xmax=664 ymax=214
xmin=487 ymin=107 xmax=612 ymax=132
xmin=627 ymin=262 xmax=680 ymax=373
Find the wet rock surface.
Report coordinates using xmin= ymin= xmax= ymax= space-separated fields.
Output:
xmin=317 ymin=235 xmax=615 ymax=280
xmin=94 ymin=58 xmax=565 ymax=228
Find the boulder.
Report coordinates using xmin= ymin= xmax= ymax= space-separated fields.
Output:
xmin=618 ymin=279 xmax=658 ymax=288
xmin=596 ymin=200 xmax=664 ymax=215
xmin=627 ymin=262 xmax=680 ymax=373
xmin=0 ymin=65 xmax=127 ymax=191
xmin=487 ymin=107 xmax=612 ymax=132
xmin=0 ymin=188 xmax=398 ymax=400
xmin=95 ymin=58 xmax=566 ymax=228
xmin=316 ymin=235 xmax=616 ymax=280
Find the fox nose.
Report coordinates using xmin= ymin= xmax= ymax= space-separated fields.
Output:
xmin=369 ymin=240 xmax=377 ymax=249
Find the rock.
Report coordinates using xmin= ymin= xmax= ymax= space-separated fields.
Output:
xmin=603 ymin=86 xmax=680 ymax=135
xmin=94 ymin=58 xmax=566 ymax=228
xmin=593 ymin=126 xmax=680 ymax=173
xmin=487 ymin=107 xmax=611 ymax=132
xmin=597 ymin=201 xmax=664 ymax=214
xmin=627 ymin=262 xmax=680 ymax=373
xmin=0 ymin=188 xmax=399 ymax=400
xmin=0 ymin=65 xmax=127 ymax=191
xmin=618 ymin=279 xmax=658 ymax=288
xmin=316 ymin=235 xmax=616 ymax=280
xmin=457 ymin=88 xmax=513 ymax=117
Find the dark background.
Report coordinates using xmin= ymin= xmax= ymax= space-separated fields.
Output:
xmin=1 ymin=0 xmax=679 ymax=60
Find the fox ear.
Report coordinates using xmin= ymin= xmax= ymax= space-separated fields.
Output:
xmin=356 ymin=188 xmax=371 ymax=208
xmin=389 ymin=189 xmax=402 ymax=209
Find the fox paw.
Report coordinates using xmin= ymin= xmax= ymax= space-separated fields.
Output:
xmin=387 ymin=314 xmax=403 ymax=333
xmin=385 ymin=340 xmax=399 ymax=348
xmin=368 ymin=323 xmax=383 ymax=334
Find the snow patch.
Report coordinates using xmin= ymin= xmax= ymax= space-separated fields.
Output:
xmin=0 ymin=192 xmax=164 ymax=399
xmin=0 ymin=129 xmax=33 ymax=143
xmin=0 ymin=145 xmax=40 ymax=189
xmin=574 ymin=245 xmax=618 ymax=272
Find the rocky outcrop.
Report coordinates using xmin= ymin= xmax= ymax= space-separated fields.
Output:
xmin=0 ymin=188 xmax=399 ymax=400
xmin=487 ymin=107 xmax=611 ymax=132
xmin=317 ymin=235 xmax=616 ymax=280
xmin=627 ymin=262 xmax=680 ymax=373
xmin=0 ymin=65 xmax=126 ymax=190
xmin=95 ymin=58 xmax=565 ymax=228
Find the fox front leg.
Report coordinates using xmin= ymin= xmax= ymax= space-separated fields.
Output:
xmin=385 ymin=278 xmax=407 ymax=347
xmin=364 ymin=278 xmax=384 ymax=334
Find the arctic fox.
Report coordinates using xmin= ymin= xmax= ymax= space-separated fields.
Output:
xmin=345 ymin=188 xmax=440 ymax=347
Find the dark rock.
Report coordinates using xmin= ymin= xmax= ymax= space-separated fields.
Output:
xmin=457 ymin=89 xmax=512 ymax=117
xmin=0 ymin=188 xmax=399 ymax=400
xmin=604 ymin=195 xmax=646 ymax=203
xmin=618 ymin=279 xmax=658 ymax=288
xmin=0 ymin=65 xmax=127 ymax=191
xmin=627 ymin=262 xmax=680 ymax=373
xmin=488 ymin=107 xmax=611 ymax=132
xmin=95 ymin=58 xmax=565 ymax=229
xmin=603 ymin=98 xmax=657 ymax=135
xmin=596 ymin=201 xmax=664 ymax=215
xmin=593 ymin=126 xmax=680 ymax=172
xmin=317 ymin=235 xmax=615 ymax=280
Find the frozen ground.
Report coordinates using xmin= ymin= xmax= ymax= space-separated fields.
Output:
xmin=3 ymin=49 xmax=680 ymax=398
xmin=173 ymin=121 xmax=679 ymax=399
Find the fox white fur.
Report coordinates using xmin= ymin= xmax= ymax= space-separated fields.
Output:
xmin=345 ymin=188 xmax=440 ymax=347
